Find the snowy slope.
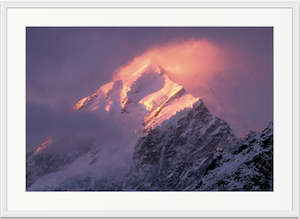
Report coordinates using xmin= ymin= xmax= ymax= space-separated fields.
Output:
xmin=26 ymin=135 xmax=95 ymax=188
xmin=125 ymin=119 xmax=272 ymax=191
xmin=199 ymin=122 xmax=273 ymax=191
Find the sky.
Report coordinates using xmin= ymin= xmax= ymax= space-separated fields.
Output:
xmin=26 ymin=27 xmax=273 ymax=148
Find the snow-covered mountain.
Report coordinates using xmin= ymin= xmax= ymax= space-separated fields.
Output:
xmin=73 ymin=63 xmax=200 ymax=132
xmin=26 ymin=62 xmax=273 ymax=191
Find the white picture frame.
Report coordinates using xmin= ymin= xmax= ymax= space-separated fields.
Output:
xmin=0 ymin=1 xmax=299 ymax=218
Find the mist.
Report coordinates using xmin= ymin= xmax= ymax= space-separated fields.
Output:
xmin=27 ymin=102 xmax=137 ymax=187
xmin=112 ymin=38 xmax=272 ymax=136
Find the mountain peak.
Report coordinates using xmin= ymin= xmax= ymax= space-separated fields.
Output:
xmin=136 ymin=62 xmax=164 ymax=76
xmin=73 ymin=63 xmax=199 ymax=131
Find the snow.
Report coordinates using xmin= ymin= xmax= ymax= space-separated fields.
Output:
xmin=73 ymin=62 xmax=199 ymax=132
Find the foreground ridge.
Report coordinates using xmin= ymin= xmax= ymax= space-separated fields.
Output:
xmin=124 ymin=121 xmax=272 ymax=191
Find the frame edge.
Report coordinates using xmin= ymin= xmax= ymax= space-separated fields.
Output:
xmin=0 ymin=1 xmax=299 ymax=218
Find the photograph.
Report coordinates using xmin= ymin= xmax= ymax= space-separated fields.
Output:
xmin=26 ymin=27 xmax=273 ymax=191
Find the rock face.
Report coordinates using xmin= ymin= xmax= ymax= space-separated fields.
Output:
xmin=126 ymin=119 xmax=273 ymax=191
xmin=125 ymin=100 xmax=237 ymax=190
xmin=198 ymin=122 xmax=273 ymax=191
xmin=26 ymin=62 xmax=273 ymax=191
